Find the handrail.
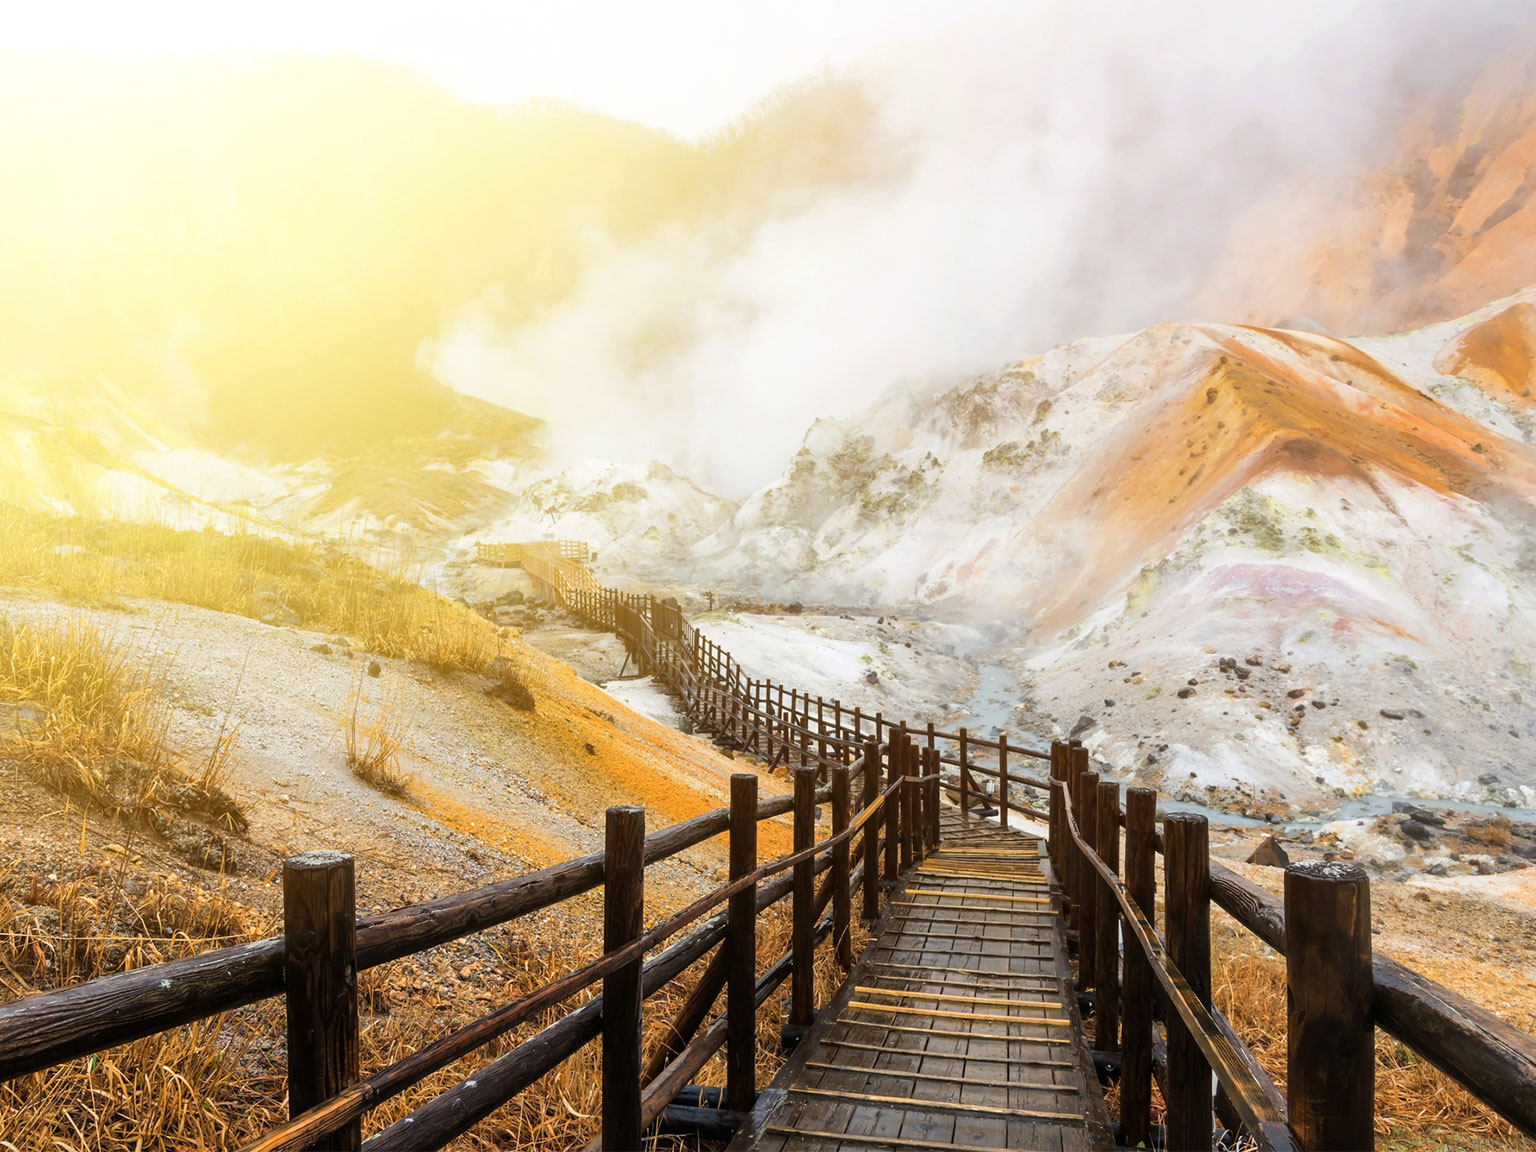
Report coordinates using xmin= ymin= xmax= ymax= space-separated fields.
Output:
xmin=1206 ymin=861 xmax=1536 ymax=1137
xmin=519 ymin=540 xmax=1053 ymax=795
xmin=0 ymin=779 xmax=810 ymax=1081
xmin=239 ymin=772 xmax=910 ymax=1151
xmin=1056 ymin=778 xmax=1299 ymax=1152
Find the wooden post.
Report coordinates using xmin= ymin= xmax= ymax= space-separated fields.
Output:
xmin=1285 ymin=861 xmax=1374 ymax=1152
xmin=817 ymin=697 xmax=826 ymax=779
xmin=853 ymin=706 xmax=863 ymax=743
xmin=958 ymin=727 xmax=970 ymax=823
xmin=727 ymin=774 xmax=758 ymax=1113
xmin=863 ymin=739 xmax=881 ymax=921
xmin=832 ymin=763 xmax=853 ymax=971
xmin=790 ymin=766 xmax=817 ymax=1036
xmin=998 ymin=731 xmax=1009 ymax=828
xmin=795 ymin=689 xmax=807 ymax=767
xmin=602 ymin=806 xmax=644 ymax=1151
xmin=1068 ymin=744 xmax=1089 ymax=936
xmin=910 ymin=739 xmax=926 ymax=862
xmin=1048 ymin=742 xmax=1066 ymax=883
xmin=1121 ymin=787 xmax=1157 ymax=1149
xmin=1094 ymin=779 xmax=1120 ymax=1052
xmin=898 ymin=734 xmax=914 ymax=871
xmin=1063 ymin=747 xmax=1080 ymax=930
xmin=1077 ymin=769 xmax=1099 ymax=993
xmin=1163 ymin=812 xmax=1212 ymax=1152
xmin=284 ymin=851 xmax=360 ymax=1152
xmin=927 ymin=749 xmax=941 ymax=848
xmin=884 ymin=738 xmax=900 ymax=883
xmin=917 ymin=747 xmax=932 ymax=854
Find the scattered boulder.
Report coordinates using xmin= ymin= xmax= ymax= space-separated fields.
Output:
xmin=863 ymin=670 xmax=880 ymax=686
xmin=1244 ymin=655 xmax=1262 ymax=667
xmin=1070 ymin=715 xmax=1095 ymax=737
xmin=1248 ymin=836 xmax=1290 ymax=867
xmin=367 ymin=661 xmax=383 ymax=678
xmin=785 ymin=602 xmax=804 ymax=615
xmin=1391 ymin=802 xmax=1444 ymax=826
xmin=485 ymin=677 xmax=535 ymax=712
xmin=1176 ymin=687 xmax=1195 ymax=699
xmin=1478 ymin=772 xmax=1500 ymax=786
xmin=1380 ymin=709 xmax=1405 ymax=720
xmin=310 ymin=643 xmax=333 ymax=656
xmin=1400 ymin=819 xmax=1435 ymax=843
xmin=1286 ymin=688 xmax=1308 ymax=699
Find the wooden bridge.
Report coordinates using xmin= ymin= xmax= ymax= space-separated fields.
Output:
xmin=1 ymin=540 xmax=1534 ymax=1151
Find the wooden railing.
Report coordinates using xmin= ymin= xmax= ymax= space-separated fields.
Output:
xmin=516 ymin=541 xmax=1049 ymax=822
xmin=475 ymin=539 xmax=591 ymax=568
xmin=0 ymin=736 xmax=952 ymax=1150
xmin=1049 ymin=737 xmax=1536 ymax=1151
xmin=7 ymin=538 xmax=1535 ymax=1150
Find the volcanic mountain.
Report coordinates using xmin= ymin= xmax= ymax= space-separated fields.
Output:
xmin=692 ymin=290 xmax=1536 ymax=810
xmin=1196 ymin=49 xmax=1536 ymax=335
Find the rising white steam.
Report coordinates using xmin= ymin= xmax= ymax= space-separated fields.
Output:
xmin=429 ymin=0 xmax=1525 ymax=497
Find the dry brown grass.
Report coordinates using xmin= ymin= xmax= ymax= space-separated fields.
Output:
xmin=1211 ymin=915 xmax=1536 ymax=1152
xmin=0 ymin=507 xmax=540 ymax=692
xmin=341 ymin=665 xmax=414 ymax=797
xmin=0 ymin=613 xmax=244 ymax=834
xmin=0 ymin=860 xmax=285 ymax=1147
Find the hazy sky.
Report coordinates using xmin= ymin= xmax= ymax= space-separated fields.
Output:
xmin=8 ymin=0 xmax=997 ymax=137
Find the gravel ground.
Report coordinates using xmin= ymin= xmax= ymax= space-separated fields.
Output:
xmin=0 ymin=593 xmax=788 ymax=911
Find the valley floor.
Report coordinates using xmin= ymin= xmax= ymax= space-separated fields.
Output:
xmin=0 ymin=585 xmax=1531 ymax=1149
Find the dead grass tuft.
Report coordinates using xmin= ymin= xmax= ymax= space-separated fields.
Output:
xmin=342 ymin=666 xmax=414 ymax=797
xmin=0 ymin=613 xmax=244 ymax=835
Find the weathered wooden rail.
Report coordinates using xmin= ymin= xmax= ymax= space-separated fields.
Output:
xmin=2 ymin=540 xmax=1534 ymax=1150
xmin=1048 ymin=737 xmax=1536 ymax=1150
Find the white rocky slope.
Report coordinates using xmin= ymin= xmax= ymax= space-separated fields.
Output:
xmin=687 ymin=289 xmax=1536 ymax=814
xmin=0 ymin=371 xmax=736 ymax=568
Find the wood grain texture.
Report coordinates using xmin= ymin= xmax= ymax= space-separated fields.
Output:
xmin=283 ymin=851 xmax=359 ymax=1152
xmin=1163 ymin=813 xmax=1212 ymax=1152
xmin=1285 ymin=862 xmax=1374 ymax=1152
xmin=602 ymin=806 xmax=644 ymax=1151
xmin=1120 ymin=787 xmax=1157 ymax=1149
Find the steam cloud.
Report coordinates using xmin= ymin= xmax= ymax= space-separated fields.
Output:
xmin=430 ymin=0 xmax=1526 ymax=498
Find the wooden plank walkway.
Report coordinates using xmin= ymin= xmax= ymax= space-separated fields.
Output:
xmin=731 ymin=814 xmax=1114 ymax=1151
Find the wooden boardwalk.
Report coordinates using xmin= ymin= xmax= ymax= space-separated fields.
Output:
xmin=731 ymin=814 xmax=1114 ymax=1151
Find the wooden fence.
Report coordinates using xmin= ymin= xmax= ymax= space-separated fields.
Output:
xmin=522 ymin=540 xmax=1536 ymax=1150
xmin=1048 ymin=737 xmax=1536 ymax=1150
xmin=0 ymin=737 xmax=950 ymax=1149
xmin=2 ymin=539 xmax=1534 ymax=1150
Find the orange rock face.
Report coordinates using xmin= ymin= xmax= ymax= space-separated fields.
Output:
xmin=1434 ymin=301 xmax=1536 ymax=406
xmin=1195 ymin=51 xmax=1536 ymax=336
xmin=1028 ymin=321 xmax=1536 ymax=630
